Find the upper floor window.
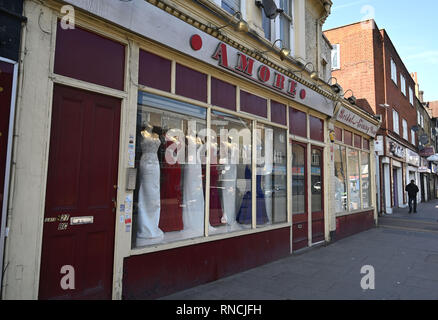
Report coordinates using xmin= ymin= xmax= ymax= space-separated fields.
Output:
xmin=278 ymin=0 xmax=294 ymax=51
xmin=390 ymin=58 xmax=397 ymax=85
xmin=392 ymin=109 xmax=399 ymax=134
xmin=411 ymin=129 xmax=416 ymax=145
xmin=402 ymin=119 xmax=408 ymax=140
xmin=331 ymin=44 xmax=340 ymax=70
xmin=409 ymin=87 xmax=414 ymax=105
xmin=219 ymin=0 xmax=241 ymax=14
xmin=400 ymin=74 xmax=406 ymax=96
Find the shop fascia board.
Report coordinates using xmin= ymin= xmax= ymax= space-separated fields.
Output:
xmin=61 ymin=0 xmax=337 ymax=115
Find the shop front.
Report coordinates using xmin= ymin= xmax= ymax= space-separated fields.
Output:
xmin=330 ymin=103 xmax=380 ymax=240
xmin=2 ymin=0 xmax=339 ymax=299
xmin=406 ymin=149 xmax=421 ymax=204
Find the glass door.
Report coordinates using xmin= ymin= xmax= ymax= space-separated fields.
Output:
xmin=311 ymin=146 xmax=324 ymax=243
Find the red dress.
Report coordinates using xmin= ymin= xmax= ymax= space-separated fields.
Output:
xmin=159 ymin=140 xmax=183 ymax=232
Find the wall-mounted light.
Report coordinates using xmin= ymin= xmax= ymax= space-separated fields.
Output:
xmin=291 ymin=62 xmax=318 ymax=80
xmin=257 ymin=39 xmax=290 ymax=60
xmin=327 ymin=77 xmax=342 ymax=94
xmin=215 ymin=11 xmax=249 ymax=33
xmin=342 ymin=89 xmax=357 ymax=105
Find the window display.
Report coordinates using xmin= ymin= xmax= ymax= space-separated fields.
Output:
xmin=334 ymin=145 xmax=347 ymax=213
xmin=361 ymin=152 xmax=370 ymax=208
xmin=292 ymin=144 xmax=306 ymax=214
xmin=348 ymin=149 xmax=361 ymax=211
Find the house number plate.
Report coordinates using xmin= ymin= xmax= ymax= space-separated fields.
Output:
xmin=70 ymin=216 xmax=94 ymax=225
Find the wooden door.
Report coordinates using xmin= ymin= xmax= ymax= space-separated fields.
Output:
xmin=291 ymin=141 xmax=307 ymax=251
xmin=39 ymin=85 xmax=121 ymax=299
xmin=311 ymin=146 xmax=324 ymax=243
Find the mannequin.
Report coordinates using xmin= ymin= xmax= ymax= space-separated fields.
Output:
xmin=182 ymin=129 xmax=205 ymax=237
xmin=159 ymin=133 xmax=183 ymax=232
xmin=136 ymin=123 xmax=163 ymax=246
xmin=219 ymin=138 xmax=238 ymax=226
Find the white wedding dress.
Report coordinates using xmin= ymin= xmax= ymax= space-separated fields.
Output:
xmin=220 ymin=142 xmax=238 ymax=226
xmin=136 ymin=134 xmax=163 ymax=246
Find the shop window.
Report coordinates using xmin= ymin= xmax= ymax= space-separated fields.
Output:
xmin=290 ymin=108 xmax=307 ymax=137
xmin=354 ymin=134 xmax=361 ymax=149
xmin=309 ymin=116 xmax=324 ymax=142
xmin=240 ymin=90 xmax=267 ymax=118
xmin=209 ymin=111 xmax=253 ymax=233
xmin=334 ymin=145 xmax=347 ymax=213
xmin=311 ymin=148 xmax=323 ymax=212
xmin=348 ymin=149 xmax=361 ymax=211
xmin=211 ymin=77 xmax=236 ymax=111
xmin=54 ymin=22 xmax=125 ymax=91
xmin=139 ymin=50 xmax=171 ymax=92
xmin=176 ymin=64 xmax=207 ymax=103
xmin=134 ymin=94 xmax=208 ymax=247
xmin=271 ymin=101 xmax=287 ymax=126
xmin=363 ymin=138 xmax=370 ymax=150
xmin=344 ymin=130 xmax=352 ymax=146
xmin=361 ymin=152 xmax=370 ymax=208
xmin=334 ymin=127 xmax=343 ymax=142
xmin=256 ymin=124 xmax=288 ymax=226
xmin=292 ymin=144 xmax=306 ymax=214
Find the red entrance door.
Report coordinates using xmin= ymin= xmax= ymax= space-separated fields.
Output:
xmin=0 ymin=61 xmax=15 ymax=228
xmin=311 ymin=146 xmax=324 ymax=243
xmin=39 ymin=85 xmax=121 ymax=299
xmin=291 ymin=141 xmax=308 ymax=251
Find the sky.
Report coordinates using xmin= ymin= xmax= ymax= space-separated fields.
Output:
xmin=323 ymin=0 xmax=438 ymax=102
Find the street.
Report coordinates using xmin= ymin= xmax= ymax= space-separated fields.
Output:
xmin=161 ymin=200 xmax=438 ymax=300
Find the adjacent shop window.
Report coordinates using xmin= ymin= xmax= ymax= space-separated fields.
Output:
xmin=290 ymin=108 xmax=307 ymax=137
xmin=211 ymin=77 xmax=236 ymax=111
xmin=292 ymin=143 xmax=306 ymax=214
xmin=256 ymin=124 xmax=288 ymax=226
xmin=134 ymin=94 xmax=208 ymax=247
xmin=271 ymin=100 xmax=287 ymax=126
xmin=361 ymin=152 xmax=370 ymax=208
xmin=348 ymin=149 xmax=361 ymax=211
xmin=333 ymin=127 xmax=372 ymax=214
xmin=311 ymin=148 xmax=323 ymax=212
xmin=309 ymin=115 xmax=324 ymax=142
xmin=240 ymin=90 xmax=267 ymax=118
xmin=331 ymin=44 xmax=340 ymax=70
xmin=139 ymin=50 xmax=171 ymax=92
xmin=334 ymin=145 xmax=347 ymax=213
xmin=209 ymin=111 xmax=253 ymax=233
xmin=176 ymin=64 xmax=208 ymax=103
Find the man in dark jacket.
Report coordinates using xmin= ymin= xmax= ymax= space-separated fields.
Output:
xmin=405 ymin=180 xmax=419 ymax=214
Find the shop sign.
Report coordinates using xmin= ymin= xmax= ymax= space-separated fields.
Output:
xmin=418 ymin=166 xmax=431 ymax=173
xmin=405 ymin=149 xmax=420 ymax=167
xmin=64 ymin=0 xmax=335 ymax=117
xmin=419 ymin=146 xmax=435 ymax=157
xmin=335 ymin=106 xmax=379 ymax=137
xmin=388 ymin=141 xmax=405 ymax=159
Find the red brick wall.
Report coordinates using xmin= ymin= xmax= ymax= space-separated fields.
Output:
xmin=324 ymin=21 xmax=417 ymax=146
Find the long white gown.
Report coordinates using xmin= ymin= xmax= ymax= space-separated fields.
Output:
xmin=182 ymin=136 xmax=205 ymax=237
xmin=136 ymin=133 xmax=163 ymax=246
xmin=220 ymin=142 xmax=238 ymax=226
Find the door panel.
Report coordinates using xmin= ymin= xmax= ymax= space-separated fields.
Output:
xmin=291 ymin=141 xmax=307 ymax=251
xmin=39 ymin=85 xmax=121 ymax=300
xmin=311 ymin=146 xmax=324 ymax=243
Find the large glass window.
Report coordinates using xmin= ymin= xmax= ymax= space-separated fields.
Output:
xmin=348 ymin=149 xmax=361 ymax=211
xmin=133 ymin=97 xmax=207 ymax=247
xmin=256 ymin=124 xmax=288 ymax=226
xmin=209 ymin=111 xmax=252 ymax=234
xmin=292 ymin=144 xmax=306 ymax=214
xmin=361 ymin=152 xmax=370 ymax=208
xmin=334 ymin=145 xmax=347 ymax=213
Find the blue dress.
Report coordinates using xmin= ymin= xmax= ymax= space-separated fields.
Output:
xmin=236 ymin=166 xmax=269 ymax=225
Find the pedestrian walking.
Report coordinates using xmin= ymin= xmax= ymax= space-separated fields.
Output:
xmin=405 ymin=180 xmax=419 ymax=214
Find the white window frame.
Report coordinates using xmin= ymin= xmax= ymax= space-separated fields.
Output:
xmin=411 ymin=129 xmax=416 ymax=145
xmin=331 ymin=44 xmax=340 ymax=70
xmin=400 ymin=74 xmax=406 ymax=96
xmin=409 ymin=87 xmax=414 ymax=105
xmin=212 ymin=0 xmax=246 ymax=20
xmin=402 ymin=119 xmax=408 ymax=140
xmin=392 ymin=109 xmax=399 ymax=134
xmin=273 ymin=0 xmax=295 ymax=57
xmin=391 ymin=58 xmax=397 ymax=85
xmin=421 ymin=114 xmax=424 ymax=128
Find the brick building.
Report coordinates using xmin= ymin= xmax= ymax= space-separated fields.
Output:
xmin=324 ymin=20 xmax=420 ymax=214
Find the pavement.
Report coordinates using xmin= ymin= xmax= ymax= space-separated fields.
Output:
xmin=161 ymin=199 xmax=438 ymax=300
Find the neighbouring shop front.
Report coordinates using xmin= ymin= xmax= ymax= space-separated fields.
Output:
xmin=2 ymin=0 xmax=380 ymax=300
xmin=330 ymin=103 xmax=379 ymax=240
